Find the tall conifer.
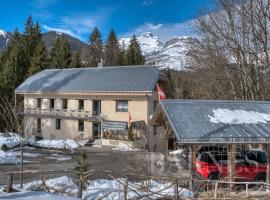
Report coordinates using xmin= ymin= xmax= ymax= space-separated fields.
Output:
xmin=87 ymin=27 xmax=103 ymax=67
xmin=105 ymin=29 xmax=119 ymax=66
xmin=126 ymin=35 xmax=144 ymax=65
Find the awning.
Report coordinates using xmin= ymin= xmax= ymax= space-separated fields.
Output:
xmin=101 ymin=121 xmax=128 ymax=131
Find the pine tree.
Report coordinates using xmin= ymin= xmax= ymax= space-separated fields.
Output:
xmin=105 ymin=29 xmax=119 ymax=66
xmin=23 ymin=16 xmax=43 ymax=75
xmin=1 ymin=29 xmax=25 ymax=96
xmin=117 ymin=41 xmax=127 ymax=66
xmin=126 ymin=35 xmax=145 ymax=65
xmin=49 ymin=36 xmax=72 ymax=68
xmin=28 ymin=40 xmax=48 ymax=75
xmin=75 ymin=150 xmax=91 ymax=188
xmin=87 ymin=27 xmax=103 ymax=67
xmin=70 ymin=51 xmax=82 ymax=68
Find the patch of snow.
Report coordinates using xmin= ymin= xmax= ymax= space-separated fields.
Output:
xmin=11 ymin=151 xmax=42 ymax=158
xmin=0 ymin=150 xmax=19 ymax=164
xmin=0 ymin=29 xmax=7 ymax=38
xmin=209 ymin=108 xmax=270 ymax=124
xmin=0 ymin=132 xmax=25 ymax=149
xmin=29 ymin=139 xmax=79 ymax=151
xmin=169 ymin=149 xmax=184 ymax=155
xmin=84 ymin=178 xmax=193 ymax=199
xmin=46 ymin=154 xmax=72 ymax=161
xmin=112 ymin=144 xmax=142 ymax=152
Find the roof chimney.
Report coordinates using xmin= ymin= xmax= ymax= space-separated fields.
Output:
xmin=98 ymin=46 xmax=105 ymax=68
xmin=98 ymin=58 xmax=104 ymax=68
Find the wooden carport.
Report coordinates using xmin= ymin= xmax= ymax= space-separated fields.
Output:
xmin=151 ymin=100 xmax=270 ymax=186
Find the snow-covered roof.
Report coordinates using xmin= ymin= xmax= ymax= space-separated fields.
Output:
xmin=152 ymin=100 xmax=270 ymax=144
xmin=16 ymin=65 xmax=167 ymax=94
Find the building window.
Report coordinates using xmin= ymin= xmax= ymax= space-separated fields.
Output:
xmin=37 ymin=118 xmax=41 ymax=133
xmin=78 ymin=120 xmax=84 ymax=131
xmin=62 ymin=99 xmax=68 ymax=110
xmin=56 ymin=118 xmax=61 ymax=130
xmin=49 ymin=99 xmax=55 ymax=109
xmin=78 ymin=99 xmax=84 ymax=110
xmin=37 ymin=98 xmax=42 ymax=109
xmin=116 ymin=100 xmax=128 ymax=112
xmin=153 ymin=125 xmax=158 ymax=135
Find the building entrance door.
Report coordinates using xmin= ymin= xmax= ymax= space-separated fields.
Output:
xmin=93 ymin=123 xmax=101 ymax=139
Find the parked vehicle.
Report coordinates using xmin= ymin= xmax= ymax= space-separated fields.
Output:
xmin=196 ymin=149 xmax=267 ymax=181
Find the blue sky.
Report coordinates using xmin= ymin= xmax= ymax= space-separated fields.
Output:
xmin=0 ymin=0 xmax=214 ymax=42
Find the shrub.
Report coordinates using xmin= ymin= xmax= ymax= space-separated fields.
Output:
xmin=1 ymin=144 xmax=8 ymax=152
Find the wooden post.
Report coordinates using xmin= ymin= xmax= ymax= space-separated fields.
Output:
xmin=228 ymin=144 xmax=236 ymax=193
xmin=163 ymin=122 xmax=169 ymax=162
xmin=77 ymin=175 xmax=83 ymax=198
xmin=124 ymin=176 xmax=128 ymax=200
xmin=174 ymin=179 xmax=178 ymax=200
xmin=245 ymin=183 xmax=249 ymax=198
xmin=262 ymin=144 xmax=270 ymax=190
xmin=6 ymin=173 xmax=13 ymax=193
xmin=214 ymin=181 xmax=218 ymax=199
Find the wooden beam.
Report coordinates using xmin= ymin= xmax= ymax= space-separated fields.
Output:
xmin=163 ymin=122 xmax=169 ymax=162
xmin=228 ymin=144 xmax=236 ymax=192
xmin=189 ymin=145 xmax=196 ymax=172
xmin=262 ymin=144 xmax=270 ymax=186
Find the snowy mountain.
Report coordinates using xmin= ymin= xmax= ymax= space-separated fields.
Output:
xmin=0 ymin=29 xmax=11 ymax=52
xmin=119 ymin=32 xmax=163 ymax=54
xmin=119 ymin=32 xmax=199 ymax=70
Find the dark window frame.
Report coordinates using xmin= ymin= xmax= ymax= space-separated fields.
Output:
xmin=49 ymin=99 xmax=55 ymax=109
xmin=78 ymin=120 xmax=84 ymax=132
xmin=78 ymin=99 xmax=84 ymax=111
xmin=116 ymin=100 xmax=128 ymax=112
xmin=56 ymin=118 xmax=61 ymax=130
xmin=62 ymin=99 xmax=68 ymax=110
xmin=37 ymin=98 xmax=42 ymax=109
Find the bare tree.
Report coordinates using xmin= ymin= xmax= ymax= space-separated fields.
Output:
xmin=190 ymin=0 xmax=270 ymax=100
xmin=0 ymin=96 xmax=40 ymax=188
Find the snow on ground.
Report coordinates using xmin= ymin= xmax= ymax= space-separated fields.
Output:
xmin=0 ymin=191 xmax=79 ymax=200
xmin=0 ymin=132 xmax=25 ymax=149
xmin=208 ymin=108 xmax=270 ymax=124
xmin=169 ymin=149 xmax=184 ymax=155
xmin=46 ymin=153 xmax=72 ymax=161
xmin=1 ymin=176 xmax=193 ymax=200
xmin=29 ymin=139 xmax=79 ymax=151
xmin=112 ymin=143 xmax=142 ymax=152
xmin=0 ymin=150 xmax=19 ymax=164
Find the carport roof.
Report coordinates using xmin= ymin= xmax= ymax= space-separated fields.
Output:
xmin=152 ymin=100 xmax=270 ymax=144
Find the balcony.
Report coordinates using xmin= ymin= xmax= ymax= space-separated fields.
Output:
xmin=22 ymin=108 xmax=105 ymax=122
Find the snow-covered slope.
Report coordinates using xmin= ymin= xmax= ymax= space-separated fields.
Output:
xmin=119 ymin=32 xmax=163 ymax=54
xmin=120 ymin=32 xmax=199 ymax=70
xmin=0 ymin=29 xmax=11 ymax=52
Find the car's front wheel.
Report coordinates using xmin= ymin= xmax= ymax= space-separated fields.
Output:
xmin=255 ymin=173 xmax=266 ymax=182
xmin=208 ymin=172 xmax=220 ymax=180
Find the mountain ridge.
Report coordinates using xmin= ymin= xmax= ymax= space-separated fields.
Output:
xmin=0 ymin=30 xmax=198 ymax=70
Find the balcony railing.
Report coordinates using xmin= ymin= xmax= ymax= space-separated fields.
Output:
xmin=21 ymin=108 xmax=105 ymax=122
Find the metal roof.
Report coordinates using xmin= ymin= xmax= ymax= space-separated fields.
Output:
xmin=155 ymin=100 xmax=270 ymax=144
xmin=16 ymin=65 xmax=166 ymax=94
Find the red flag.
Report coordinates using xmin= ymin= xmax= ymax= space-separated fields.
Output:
xmin=157 ymin=84 xmax=166 ymax=100
xmin=128 ymin=112 xmax=133 ymax=124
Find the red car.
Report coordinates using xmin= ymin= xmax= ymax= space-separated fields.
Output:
xmin=196 ymin=150 xmax=267 ymax=181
